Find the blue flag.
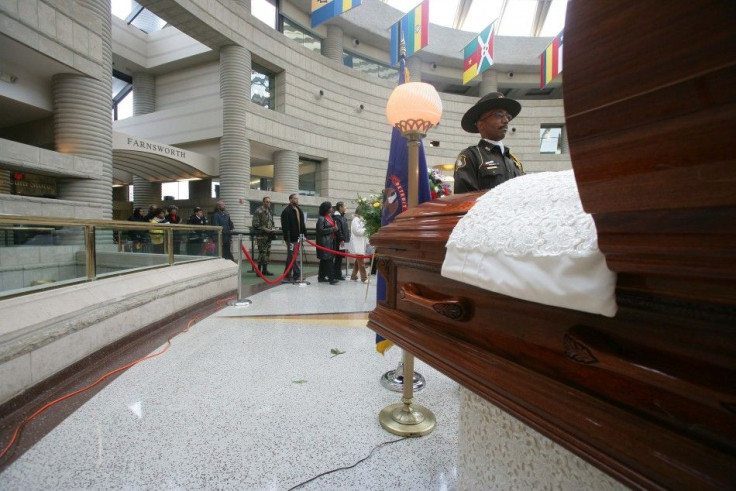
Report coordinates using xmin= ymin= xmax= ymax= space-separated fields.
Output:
xmin=376 ymin=56 xmax=432 ymax=354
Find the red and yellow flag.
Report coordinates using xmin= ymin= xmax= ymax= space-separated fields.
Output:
xmin=540 ymin=31 xmax=564 ymax=88
xmin=463 ymin=22 xmax=495 ymax=85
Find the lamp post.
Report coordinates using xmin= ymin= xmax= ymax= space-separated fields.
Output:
xmin=379 ymin=82 xmax=443 ymax=437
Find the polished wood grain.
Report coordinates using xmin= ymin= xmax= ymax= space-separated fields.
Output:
xmin=564 ymin=1 xmax=736 ymax=304
xmin=368 ymin=2 xmax=736 ymax=488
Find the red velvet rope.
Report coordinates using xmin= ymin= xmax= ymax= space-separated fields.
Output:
xmin=303 ymin=238 xmax=373 ymax=259
xmin=240 ymin=242 xmax=301 ymax=284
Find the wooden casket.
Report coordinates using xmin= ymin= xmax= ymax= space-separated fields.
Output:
xmin=367 ymin=2 xmax=735 ymax=489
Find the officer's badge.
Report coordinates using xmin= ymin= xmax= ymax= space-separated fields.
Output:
xmin=455 ymin=155 xmax=467 ymax=170
xmin=510 ymin=152 xmax=524 ymax=173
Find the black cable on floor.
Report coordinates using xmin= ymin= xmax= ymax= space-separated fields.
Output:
xmin=287 ymin=437 xmax=409 ymax=490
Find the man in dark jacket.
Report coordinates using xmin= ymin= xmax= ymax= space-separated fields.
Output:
xmin=332 ymin=201 xmax=349 ymax=280
xmin=212 ymin=200 xmax=235 ymax=261
xmin=280 ymin=193 xmax=306 ymax=282
xmin=186 ymin=206 xmax=209 ymax=255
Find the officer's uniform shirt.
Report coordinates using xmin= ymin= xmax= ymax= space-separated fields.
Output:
xmin=453 ymin=139 xmax=524 ymax=194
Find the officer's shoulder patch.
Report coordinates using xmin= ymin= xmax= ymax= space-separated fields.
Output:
xmin=455 ymin=154 xmax=467 ymax=170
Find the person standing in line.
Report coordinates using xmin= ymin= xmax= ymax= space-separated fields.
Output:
xmin=251 ymin=196 xmax=276 ymax=275
xmin=186 ymin=206 xmax=208 ymax=255
xmin=454 ymin=92 xmax=525 ymax=194
xmin=164 ymin=205 xmax=183 ymax=254
xmin=127 ymin=207 xmax=148 ymax=252
xmin=149 ymin=208 xmax=167 ymax=255
xmin=212 ymin=200 xmax=235 ymax=261
xmin=349 ymin=208 xmax=368 ymax=282
xmin=144 ymin=204 xmax=160 ymax=221
xmin=280 ymin=193 xmax=306 ymax=282
xmin=316 ymin=201 xmax=339 ymax=285
xmin=331 ymin=201 xmax=350 ymax=281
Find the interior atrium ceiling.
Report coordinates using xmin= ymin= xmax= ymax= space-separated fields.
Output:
xmin=381 ymin=0 xmax=567 ymax=37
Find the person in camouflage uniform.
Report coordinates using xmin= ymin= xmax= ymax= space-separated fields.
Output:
xmin=252 ymin=196 xmax=276 ymax=275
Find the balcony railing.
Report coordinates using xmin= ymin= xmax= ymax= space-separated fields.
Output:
xmin=0 ymin=216 xmax=223 ymax=299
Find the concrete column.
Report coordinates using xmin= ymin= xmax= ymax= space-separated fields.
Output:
xmin=273 ymin=150 xmax=299 ymax=194
xmin=133 ymin=72 xmax=155 ymax=114
xmin=133 ymin=181 xmax=158 ymax=212
xmin=51 ymin=0 xmax=112 ymax=220
xmin=132 ymin=72 xmax=156 ymax=209
xmin=322 ymin=24 xmax=344 ymax=62
xmin=479 ymin=69 xmax=498 ymax=95
xmin=219 ymin=44 xmax=251 ymax=233
xmin=406 ymin=56 xmax=422 ymax=82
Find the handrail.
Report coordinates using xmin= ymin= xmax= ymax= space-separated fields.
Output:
xmin=0 ymin=215 xmax=225 ymax=300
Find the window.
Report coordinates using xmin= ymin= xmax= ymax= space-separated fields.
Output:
xmin=250 ymin=164 xmax=273 ymax=191
xmin=111 ymin=0 xmax=168 ymax=34
xmin=252 ymin=63 xmax=275 ymax=110
xmin=283 ymin=18 xmax=322 ymax=53
xmin=161 ymin=181 xmax=190 ymax=200
xmin=344 ymin=51 xmax=397 ymax=81
xmin=540 ymin=125 xmax=564 ymax=154
xmin=252 ymin=0 xmax=278 ymax=29
xmin=299 ymin=158 xmax=321 ymax=196
xmin=112 ymin=70 xmax=133 ymax=121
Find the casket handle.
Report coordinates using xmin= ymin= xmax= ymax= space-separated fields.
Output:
xmin=400 ymin=283 xmax=472 ymax=321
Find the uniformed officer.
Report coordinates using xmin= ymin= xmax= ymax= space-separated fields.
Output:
xmin=251 ymin=196 xmax=276 ymax=275
xmin=454 ymin=92 xmax=524 ymax=194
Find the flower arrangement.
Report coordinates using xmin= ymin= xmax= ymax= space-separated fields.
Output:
xmin=355 ymin=191 xmax=384 ymax=238
xmin=356 ymin=172 xmax=451 ymax=238
xmin=429 ymin=169 xmax=452 ymax=199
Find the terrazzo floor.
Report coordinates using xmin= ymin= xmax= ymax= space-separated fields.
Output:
xmin=0 ymin=276 xmax=460 ymax=490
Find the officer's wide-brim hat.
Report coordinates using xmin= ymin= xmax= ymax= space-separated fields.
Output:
xmin=461 ymin=92 xmax=521 ymax=133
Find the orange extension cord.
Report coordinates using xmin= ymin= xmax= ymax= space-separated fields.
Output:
xmin=0 ymin=295 xmax=236 ymax=463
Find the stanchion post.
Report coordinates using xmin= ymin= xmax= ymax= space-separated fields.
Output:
xmin=228 ymin=233 xmax=252 ymax=307
xmin=294 ymin=234 xmax=310 ymax=287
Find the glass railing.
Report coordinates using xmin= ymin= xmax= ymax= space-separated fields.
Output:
xmin=0 ymin=216 xmax=223 ymax=299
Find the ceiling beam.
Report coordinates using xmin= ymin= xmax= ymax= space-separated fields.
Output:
xmin=531 ymin=0 xmax=553 ymax=36
xmin=495 ymin=0 xmax=510 ymax=34
xmin=452 ymin=0 xmax=473 ymax=30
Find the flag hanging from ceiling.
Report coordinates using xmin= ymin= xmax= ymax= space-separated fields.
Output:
xmin=462 ymin=22 xmax=496 ymax=85
xmin=389 ymin=0 xmax=430 ymax=66
xmin=540 ymin=30 xmax=564 ymax=88
xmin=311 ymin=0 xmax=362 ymax=28
xmin=375 ymin=52 xmax=432 ymax=355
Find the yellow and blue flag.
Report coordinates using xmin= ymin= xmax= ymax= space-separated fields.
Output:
xmin=375 ymin=54 xmax=432 ymax=354
xmin=311 ymin=0 xmax=362 ymax=28
xmin=389 ymin=0 xmax=429 ymax=66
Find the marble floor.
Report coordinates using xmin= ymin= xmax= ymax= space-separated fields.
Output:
xmin=0 ymin=276 xmax=460 ymax=490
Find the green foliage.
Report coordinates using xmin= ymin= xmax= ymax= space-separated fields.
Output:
xmin=355 ymin=192 xmax=384 ymax=238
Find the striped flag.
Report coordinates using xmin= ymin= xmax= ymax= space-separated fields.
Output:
xmin=376 ymin=52 xmax=432 ymax=355
xmin=311 ymin=0 xmax=362 ymax=28
xmin=389 ymin=0 xmax=430 ymax=67
xmin=540 ymin=30 xmax=564 ymax=88
xmin=462 ymin=22 xmax=495 ymax=85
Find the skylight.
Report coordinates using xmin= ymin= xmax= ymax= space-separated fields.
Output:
xmin=381 ymin=0 xmax=567 ymax=36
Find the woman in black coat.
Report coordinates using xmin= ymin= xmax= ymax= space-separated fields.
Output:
xmin=316 ymin=201 xmax=339 ymax=284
